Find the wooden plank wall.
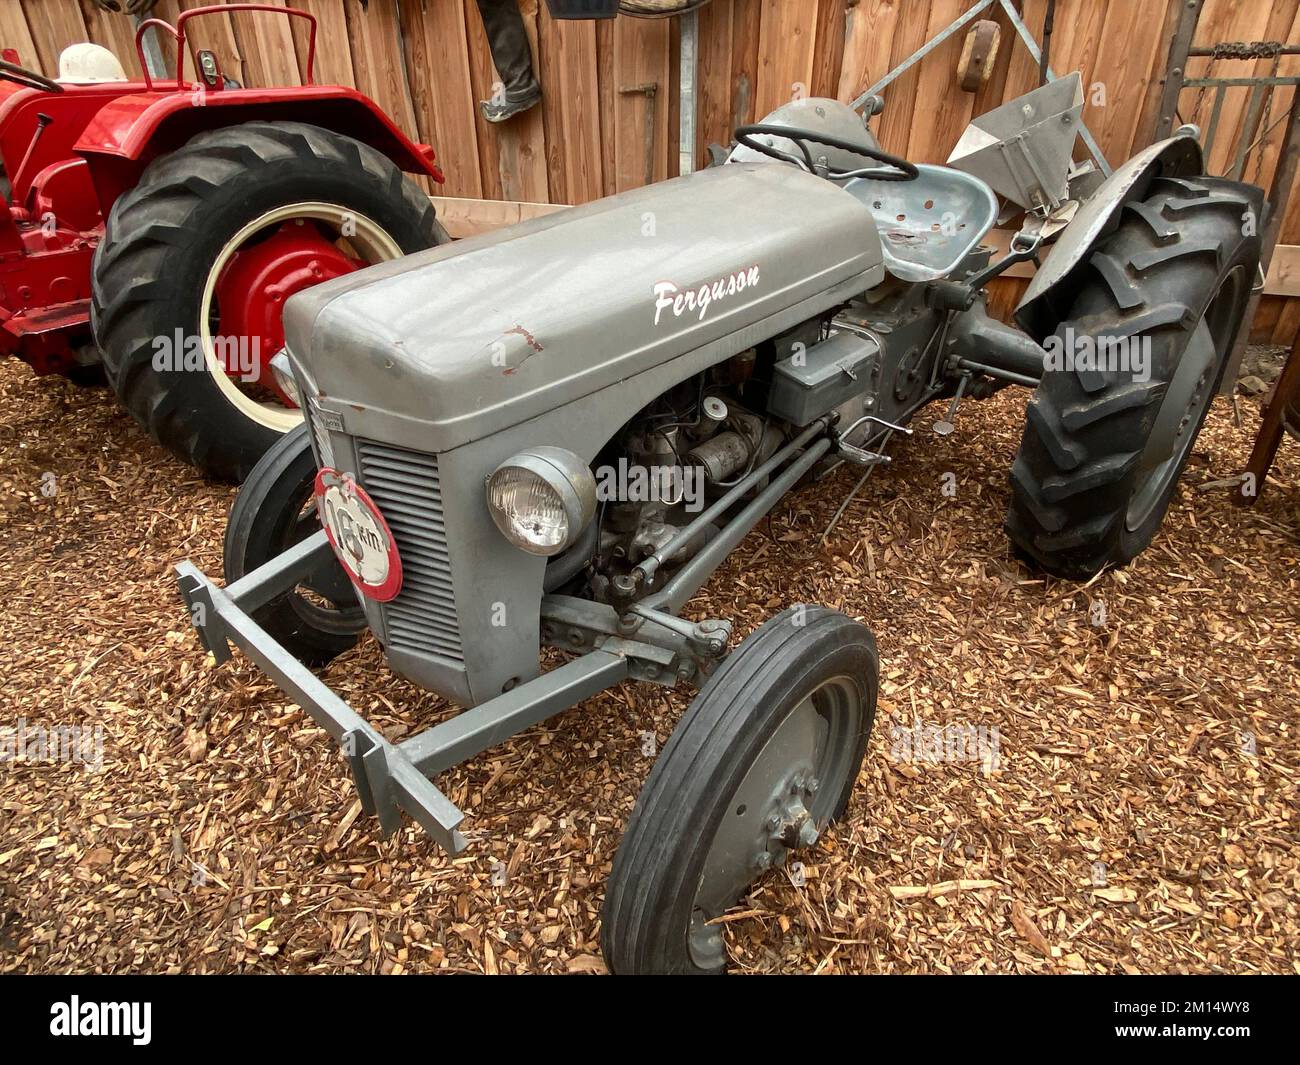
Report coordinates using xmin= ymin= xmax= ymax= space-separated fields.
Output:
xmin=5 ymin=0 xmax=1300 ymax=342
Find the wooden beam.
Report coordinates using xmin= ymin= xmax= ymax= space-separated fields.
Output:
xmin=1263 ymin=243 xmax=1300 ymax=298
xmin=695 ymin=0 xmax=734 ymax=163
xmin=539 ymin=12 xmax=602 ymax=204
xmin=227 ymin=0 xmax=301 ymax=88
xmin=837 ymin=0 xmax=900 ymax=105
xmin=0 ymin=1 xmax=38 ymax=72
xmin=489 ymin=0 xmax=549 ymax=203
xmin=287 ymin=0 xmax=355 ymax=87
xmin=430 ymin=195 xmax=567 ymax=238
xmin=79 ymin=2 xmax=146 ymax=79
xmin=611 ymin=13 xmax=670 ymax=192
xmin=755 ymin=0 xmax=816 ymax=117
xmin=907 ymin=0 xmax=976 ymax=163
xmin=344 ymin=0 xmax=418 ymax=141
xmin=20 ymin=0 xmax=87 ymax=77
xmin=401 ymin=0 xmax=482 ymax=199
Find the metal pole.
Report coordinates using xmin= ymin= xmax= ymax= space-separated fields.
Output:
xmin=998 ymin=0 xmax=1110 ymax=175
xmin=1221 ymin=90 xmax=1300 ymax=392
xmin=134 ymin=14 xmax=168 ymax=80
xmin=1153 ymin=0 xmax=1203 ymax=142
xmin=854 ymin=0 xmax=995 ymax=111
xmin=1038 ymin=0 xmax=1056 ymax=87
xmin=679 ymin=8 xmax=698 ymax=175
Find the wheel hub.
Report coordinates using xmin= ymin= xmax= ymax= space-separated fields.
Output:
xmin=213 ymin=222 xmax=362 ymax=402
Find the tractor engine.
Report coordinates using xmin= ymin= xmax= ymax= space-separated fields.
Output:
xmin=589 ymin=359 xmax=788 ymax=600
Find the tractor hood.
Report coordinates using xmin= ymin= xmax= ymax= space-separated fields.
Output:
xmin=283 ymin=162 xmax=884 ymax=453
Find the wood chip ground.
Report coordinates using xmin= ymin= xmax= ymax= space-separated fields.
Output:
xmin=1 ymin=361 xmax=1296 ymax=974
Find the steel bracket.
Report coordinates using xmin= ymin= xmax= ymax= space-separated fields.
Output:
xmin=174 ymin=550 xmax=631 ymax=856
xmin=541 ymin=594 xmax=730 ymax=686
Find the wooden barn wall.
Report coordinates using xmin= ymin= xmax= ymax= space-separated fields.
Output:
xmin=6 ymin=0 xmax=1300 ymax=343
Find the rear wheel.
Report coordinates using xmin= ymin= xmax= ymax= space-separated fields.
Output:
xmin=601 ymin=606 xmax=878 ymax=974
xmin=92 ymin=120 xmax=448 ymax=483
xmin=224 ymin=424 xmax=365 ymax=666
xmin=1007 ymin=176 xmax=1261 ymax=578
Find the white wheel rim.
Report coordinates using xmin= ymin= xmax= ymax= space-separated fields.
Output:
xmin=199 ymin=202 xmax=403 ymax=432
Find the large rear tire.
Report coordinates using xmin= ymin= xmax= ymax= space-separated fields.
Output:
xmin=92 ymin=121 xmax=448 ymax=483
xmin=1007 ymin=176 xmax=1262 ymax=579
xmin=601 ymin=606 xmax=878 ymax=974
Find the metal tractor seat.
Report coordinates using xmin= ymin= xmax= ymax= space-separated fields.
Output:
xmin=843 ymin=164 xmax=998 ymax=282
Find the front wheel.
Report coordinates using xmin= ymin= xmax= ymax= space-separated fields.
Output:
xmin=1007 ymin=175 xmax=1262 ymax=579
xmin=223 ymin=425 xmax=365 ymax=666
xmin=601 ymin=606 xmax=878 ymax=974
xmin=92 ymin=121 xmax=449 ymax=483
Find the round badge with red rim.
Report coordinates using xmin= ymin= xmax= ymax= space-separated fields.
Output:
xmin=313 ymin=467 xmax=403 ymax=602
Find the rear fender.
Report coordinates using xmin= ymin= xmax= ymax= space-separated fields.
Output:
xmin=73 ymin=87 xmax=442 ymax=213
xmin=31 ymin=159 xmax=103 ymax=232
xmin=1014 ymin=134 xmax=1204 ymax=341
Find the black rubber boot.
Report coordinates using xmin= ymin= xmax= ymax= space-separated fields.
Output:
xmin=480 ymin=82 xmax=542 ymax=123
xmin=476 ymin=0 xmax=542 ymax=122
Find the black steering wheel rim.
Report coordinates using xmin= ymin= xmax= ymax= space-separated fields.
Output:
xmin=0 ymin=59 xmax=64 ymax=94
xmin=734 ymin=123 xmax=917 ymax=182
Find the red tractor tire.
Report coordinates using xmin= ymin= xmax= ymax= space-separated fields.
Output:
xmin=91 ymin=120 xmax=448 ymax=483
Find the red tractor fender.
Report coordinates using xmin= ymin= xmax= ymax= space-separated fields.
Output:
xmin=73 ymin=86 xmax=444 ymax=211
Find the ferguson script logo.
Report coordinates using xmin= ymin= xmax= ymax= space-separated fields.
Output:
xmin=50 ymin=996 xmax=151 ymax=1045
xmin=653 ymin=264 xmax=760 ymax=326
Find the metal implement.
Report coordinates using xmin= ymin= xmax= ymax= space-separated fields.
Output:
xmin=854 ymin=0 xmax=1111 ymax=180
xmin=947 ymin=74 xmax=1085 ymax=214
xmin=179 ymin=541 xmax=632 ymax=853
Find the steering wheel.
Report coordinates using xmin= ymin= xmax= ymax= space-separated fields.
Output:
xmin=734 ymin=123 xmax=917 ymax=182
xmin=0 ymin=59 xmax=64 ymax=94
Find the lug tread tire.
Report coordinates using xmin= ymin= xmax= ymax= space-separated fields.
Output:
xmin=1007 ymin=175 xmax=1262 ymax=579
xmin=600 ymin=606 xmax=878 ymax=975
xmin=92 ymin=121 xmax=448 ymax=483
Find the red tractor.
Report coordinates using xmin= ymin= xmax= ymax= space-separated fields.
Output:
xmin=0 ymin=4 xmax=448 ymax=481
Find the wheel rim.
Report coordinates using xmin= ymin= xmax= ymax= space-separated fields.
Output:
xmin=687 ymin=675 xmax=864 ymax=969
xmin=1126 ymin=266 xmax=1246 ymax=531
xmin=200 ymin=202 xmax=403 ymax=432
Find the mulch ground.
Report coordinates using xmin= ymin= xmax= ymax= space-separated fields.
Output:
xmin=1 ymin=357 xmax=1296 ymax=974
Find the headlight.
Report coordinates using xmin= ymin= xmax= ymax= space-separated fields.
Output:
xmin=269 ymin=350 xmax=302 ymax=407
xmin=487 ymin=447 xmax=596 ymax=556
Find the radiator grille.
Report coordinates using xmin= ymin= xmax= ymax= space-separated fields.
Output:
xmin=304 ymin=395 xmax=335 ymax=469
xmin=355 ymin=440 xmax=463 ymax=663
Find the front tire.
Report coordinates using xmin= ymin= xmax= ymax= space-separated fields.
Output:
xmin=1007 ymin=176 xmax=1261 ymax=579
xmin=224 ymin=425 xmax=365 ymax=666
xmin=92 ymin=121 xmax=448 ymax=483
xmin=601 ymin=606 xmax=878 ymax=974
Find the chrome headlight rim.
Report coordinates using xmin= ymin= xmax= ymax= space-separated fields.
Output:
xmin=268 ymin=350 xmax=303 ymax=408
xmin=487 ymin=446 xmax=597 ymax=557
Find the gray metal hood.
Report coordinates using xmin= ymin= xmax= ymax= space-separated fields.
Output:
xmin=283 ymin=162 xmax=884 ymax=453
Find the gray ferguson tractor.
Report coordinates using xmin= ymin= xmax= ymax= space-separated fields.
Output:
xmin=177 ymin=77 xmax=1262 ymax=973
